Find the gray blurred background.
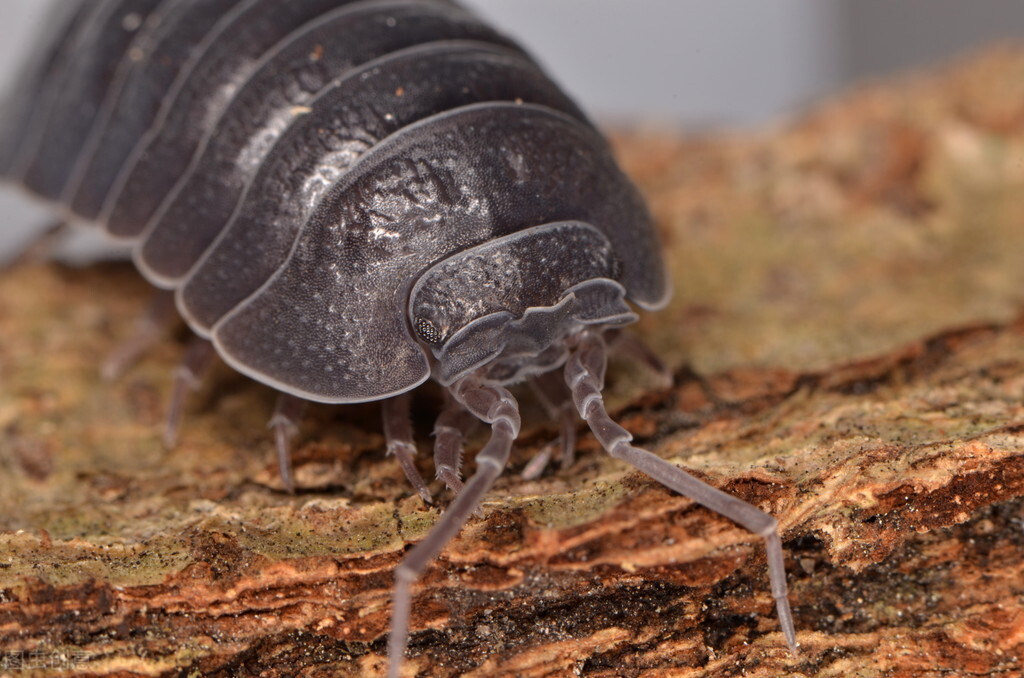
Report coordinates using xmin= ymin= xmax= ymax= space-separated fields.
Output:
xmin=1 ymin=0 xmax=1023 ymax=261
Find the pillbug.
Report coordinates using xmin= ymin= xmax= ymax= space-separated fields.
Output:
xmin=1 ymin=0 xmax=798 ymax=673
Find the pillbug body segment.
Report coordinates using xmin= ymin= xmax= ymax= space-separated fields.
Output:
xmin=1 ymin=0 xmax=798 ymax=673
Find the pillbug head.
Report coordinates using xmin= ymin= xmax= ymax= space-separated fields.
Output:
xmin=408 ymin=220 xmax=637 ymax=385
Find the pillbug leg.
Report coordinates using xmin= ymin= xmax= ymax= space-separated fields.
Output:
xmin=608 ymin=329 xmax=674 ymax=390
xmin=565 ymin=330 xmax=799 ymax=655
xmin=521 ymin=402 xmax=577 ymax=480
xmin=388 ymin=376 xmax=520 ymax=678
xmin=1 ymin=219 xmax=69 ymax=270
xmin=267 ymin=393 xmax=306 ymax=494
xmin=520 ymin=439 xmax=554 ymax=481
xmin=522 ymin=373 xmax=577 ymax=479
xmin=382 ymin=393 xmax=432 ymax=504
xmin=101 ymin=289 xmax=178 ymax=381
xmin=163 ymin=338 xmax=216 ymax=450
xmin=433 ymin=395 xmax=473 ymax=495
xmin=556 ymin=401 xmax=578 ymax=470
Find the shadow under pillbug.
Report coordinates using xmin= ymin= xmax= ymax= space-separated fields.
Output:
xmin=1 ymin=0 xmax=799 ymax=674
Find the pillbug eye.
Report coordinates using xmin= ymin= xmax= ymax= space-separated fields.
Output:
xmin=414 ymin=317 xmax=443 ymax=345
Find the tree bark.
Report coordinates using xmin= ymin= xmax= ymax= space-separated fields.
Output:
xmin=1 ymin=49 xmax=1023 ymax=677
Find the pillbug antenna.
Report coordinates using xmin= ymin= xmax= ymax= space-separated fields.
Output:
xmin=388 ymin=376 xmax=521 ymax=678
xmin=564 ymin=330 xmax=800 ymax=655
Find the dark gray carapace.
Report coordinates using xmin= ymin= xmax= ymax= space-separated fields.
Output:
xmin=0 ymin=0 xmax=798 ymax=673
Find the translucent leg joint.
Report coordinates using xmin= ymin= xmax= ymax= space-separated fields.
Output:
xmin=525 ymin=372 xmax=580 ymax=478
xmin=382 ymin=394 xmax=432 ymax=504
xmin=266 ymin=393 xmax=306 ymax=493
xmin=163 ymin=338 xmax=216 ymax=450
xmin=103 ymin=290 xmax=178 ymax=381
xmin=758 ymin=515 xmax=780 ymax=538
xmin=433 ymin=398 xmax=471 ymax=494
xmin=435 ymin=466 xmax=465 ymax=494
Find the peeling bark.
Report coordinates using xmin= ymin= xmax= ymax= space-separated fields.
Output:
xmin=1 ymin=50 xmax=1023 ymax=677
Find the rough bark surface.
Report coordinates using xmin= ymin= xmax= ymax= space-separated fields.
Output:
xmin=1 ymin=50 xmax=1023 ymax=677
